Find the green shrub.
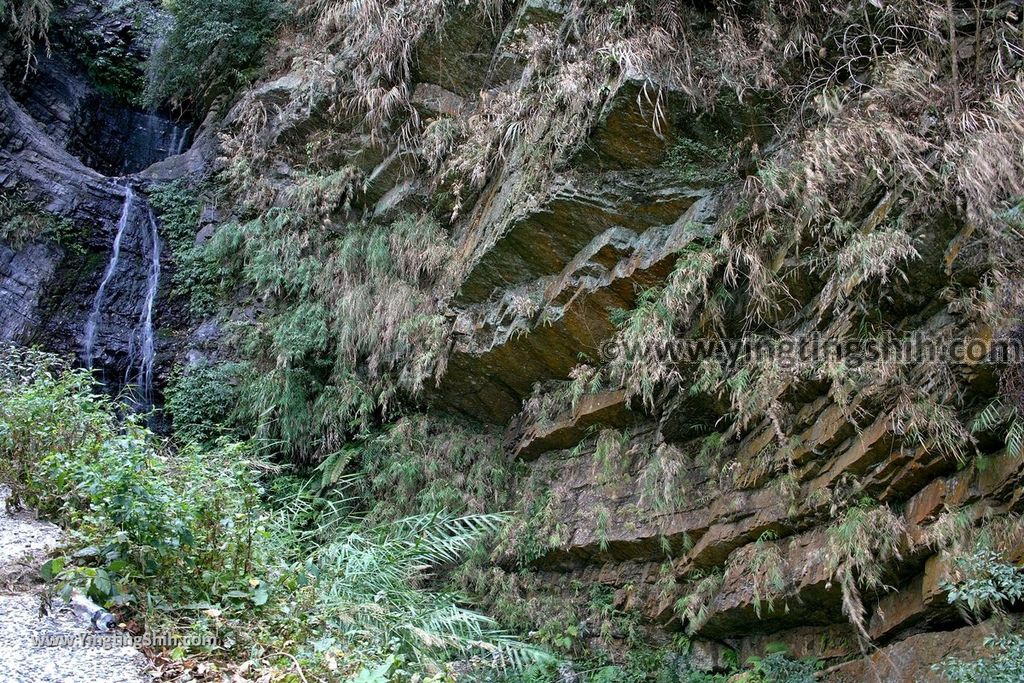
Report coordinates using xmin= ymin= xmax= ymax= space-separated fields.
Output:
xmin=937 ymin=634 xmax=1024 ymax=683
xmin=943 ymin=549 xmax=1024 ymax=617
xmin=743 ymin=651 xmax=818 ymax=683
xmin=0 ymin=346 xmax=272 ymax=615
xmin=931 ymin=549 xmax=1024 ymax=682
xmin=345 ymin=414 xmax=512 ymax=521
xmin=308 ymin=512 xmax=549 ymax=672
xmin=0 ymin=346 xmax=105 ymax=509
xmin=164 ymin=360 xmax=241 ymax=443
xmin=0 ymin=346 xmax=548 ymax=678
xmin=91 ymin=50 xmax=145 ymax=106
xmin=208 ymin=208 xmax=454 ymax=461
xmin=147 ymin=180 xmax=222 ymax=315
xmin=145 ymin=0 xmax=287 ymax=110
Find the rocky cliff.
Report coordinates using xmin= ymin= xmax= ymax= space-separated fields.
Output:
xmin=0 ymin=0 xmax=197 ymax=401
xmin=3 ymin=0 xmax=1023 ymax=680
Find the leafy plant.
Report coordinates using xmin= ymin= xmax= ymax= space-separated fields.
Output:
xmin=0 ymin=346 xmax=550 ymax=678
xmin=971 ymin=398 xmax=1023 ymax=460
xmin=596 ymin=505 xmax=612 ymax=552
xmin=86 ymin=44 xmax=147 ymax=107
xmin=741 ymin=650 xmax=818 ymax=683
xmin=351 ymin=414 xmax=513 ymax=521
xmin=310 ymin=512 xmax=551 ymax=672
xmin=164 ymin=360 xmax=241 ymax=443
xmin=936 ymin=634 xmax=1024 ymax=683
xmin=825 ymin=499 xmax=906 ymax=640
xmin=146 ymin=0 xmax=287 ymax=111
xmin=147 ymin=180 xmax=222 ymax=315
xmin=943 ymin=550 xmax=1024 ymax=619
xmin=929 ymin=540 xmax=1024 ymax=679
xmin=750 ymin=531 xmax=786 ymax=619
xmin=0 ymin=191 xmax=82 ymax=252
xmin=207 ymin=208 xmax=454 ymax=461
xmin=0 ymin=346 xmax=271 ymax=618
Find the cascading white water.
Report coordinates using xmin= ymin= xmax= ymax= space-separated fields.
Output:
xmin=82 ymin=185 xmax=134 ymax=367
xmin=140 ymin=208 xmax=161 ymax=401
xmin=175 ymin=125 xmax=191 ymax=155
xmin=67 ymin=103 xmax=188 ymax=409
xmin=83 ymin=183 xmax=163 ymax=406
xmin=124 ymin=206 xmax=161 ymax=404
xmin=166 ymin=124 xmax=190 ymax=158
xmin=167 ymin=127 xmax=180 ymax=159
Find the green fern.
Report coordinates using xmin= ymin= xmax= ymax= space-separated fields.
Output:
xmin=1007 ymin=418 xmax=1023 ymax=459
xmin=316 ymin=448 xmax=356 ymax=490
xmin=969 ymin=399 xmax=1022 ymax=459
xmin=313 ymin=511 xmax=551 ymax=670
xmin=971 ymin=399 xmax=1008 ymax=434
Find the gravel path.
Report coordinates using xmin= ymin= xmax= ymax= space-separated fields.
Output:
xmin=0 ymin=489 xmax=151 ymax=683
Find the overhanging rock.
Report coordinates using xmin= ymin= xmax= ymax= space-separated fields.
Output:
xmin=436 ymin=194 xmax=717 ymax=422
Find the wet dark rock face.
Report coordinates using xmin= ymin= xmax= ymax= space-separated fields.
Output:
xmin=0 ymin=0 xmax=194 ymax=402
xmin=0 ymin=242 xmax=62 ymax=341
xmin=35 ymin=189 xmax=159 ymax=389
xmin=70 ymin=104 xmax=190 ymax=176
xmin=0 ymin=79 xmax=180 ymax=397
xmin=0 ymin=84 xmax=123 ymax=349
xmin=8 ymin=49 xmax=191 ymax=177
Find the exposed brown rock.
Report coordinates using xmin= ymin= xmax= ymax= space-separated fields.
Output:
xmin=806 ymin=413 xmax=894 ymax=488
xmin=455 ymin=172 xmax=707 ymax=305
xmin=699 ymin=528 xmax=842 ymax=638
xmin=823 ymin=617 xmax=1018 ymax=683
xmin=736 ymin=624 xmax=858 ymax=667
xmin=438 ymin=198 xmax=716 ymax=422
xmin=680 ymin=485 xmax=792 ymax=573
xmin=413 ymin=3 xmax=509 ymax=96
xmin=515 ymin=390 xmax=635 ymax=461
xmin=868 ymin=574 xmax=933 ymax=642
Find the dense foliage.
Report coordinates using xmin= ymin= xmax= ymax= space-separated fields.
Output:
xmin=0 ymin=347 xmax=546 ymax=680
xmin=11 ymin=0 xmax=1024 ymax=679
xmin=0 ymin=0 xmax=52 ymax=66
xmin=934 ymin=550 xmax=1024 ymax=682
xmin=148 ymin=180 xmax=223 ymax=315
xmin=939 ymin=635 xmax=1024 ymax=683
xmin=0 ymin=347 xmax=842 ymax=682
xmin=145 ymin=0 xmax=286 ymax=111
xmin=164 ymin=359 xmax=241 ymax=443
xmin=200 ymin=205 xmax=453 ymax=461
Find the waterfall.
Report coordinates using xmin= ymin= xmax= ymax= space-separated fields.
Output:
xmin=175 ymin=125 xmax=191 ymax=155
xmin=124 ymin=205 xmax=161 ymax=405
xmin=82 ymin=186 xmax=134 ymax=367
xmin=168 ymin=127 xmax=180 ymax=159
xmin=70 ymin=103 xmax=185 ymax=406
xmin=166 ymin=124 xmax=190 ymax=158
xmin=82 ymin=184 xmax=163 ymax=407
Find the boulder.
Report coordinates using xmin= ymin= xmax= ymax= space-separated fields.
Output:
xmin=823 ymin=617 xmax=1020 ymax=683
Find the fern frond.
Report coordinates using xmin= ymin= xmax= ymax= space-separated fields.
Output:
xmin=316 ymin=448 xmax=355 ymax=489
xmin=971 ymin=399 xmax=1007 ymax=434
xmin=1007 ymin=417 xmax=1023 ymax=459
